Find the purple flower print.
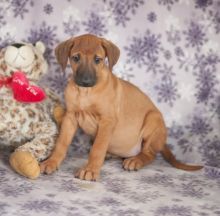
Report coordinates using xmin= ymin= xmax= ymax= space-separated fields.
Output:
xmin=0 ymin=202 xmax=10 ymax=216
xmin=193 ymin=52 xmax=219 ymax=104
xmin=125 ymin=30 xmax=163 ymax=73
xmin=83 ymin=12 xmax=107 ymax=36
xmin=103 ymin=0 xmax=144 ymax=27
xmin=166 ymin=29 xmax=181 ymax=45
xmin=47 ymin=71 xmax=69 ymax=95
xmin=180 ymin=181 xmax=208 ymax=198
xmin=155 ymin=79 xmax=180 ymax=107
xmin=0 ymin=183 xmax=34 ymax=197
xmin=186 ymin=116 xmax=212 ymax=137
xmin=22 ymin=199 xmax=62 ymax=214
xmin=159 ymin=63 xmax=175 ymax=80
xmin=168 ymin=123 xmax=184 ymax=139
xmin=144 ymin=30 xmax=162 ymax=59
xmin=59 ymin=180 xmax=81 ymax=192
xmin=139 ymin=173 xmax=174 ymax=187
xmin=43 ymin=3 xmax=53 ymax=15
xmin=110 ymin=208 xmax=143 ymax=216
xmin=124 ymin=36 xmax=146 ymax=67
xmin=145 ymin=56 xmax=161 ymax=74
xmin=147 ymin=12 xmax=157 ymax=23
xmin=164 ymin=50 xmax=172 ymax=60
xmin=201 ymin=136 xmax=220 ymax=167
xmin=195 ymin=0 xmax=213 ymax=10
xmin=0 ymin=8 xmax=6 ymax=27
xmin=204 ymin=166 xmax=220 ymax=179
xmin=210 ymin=95 xmax=220 ymax=120
xmin=10 ymin=0 xmax=34 ymax=19
xmin=63 ymin=17 xmax=80 ymax=36
xmin=99 ymin=197 xmax=122 ymax=207
xmin=28 ymin=22 xmax=58 ymax=47
xmin=27 ymin=22 xmax=58 ymax=62
xmin=195 ymin=67 xmax=218 ymax=104
xmin=184 ymin=21 xmax=207 ymax=50
xmin=174 ymin=46 xmax=185 ymax=57
xmin=157 ymin=0 xmax=179 ymax=11
xmin=178 ymin=138 xmax=192 ymax=154
xmin=155 ymin=64 xmax=180 ymax=106
xmin=0 ymin=33 xmax=14 ymax=49
xmin=213 ymin=11 xmax=220 ymax=33
xmin=154 ymin=205 xmax=192 ymax=216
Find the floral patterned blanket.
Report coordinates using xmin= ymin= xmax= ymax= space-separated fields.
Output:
xmin=0 ymin=147 xmax=220 ymax=216
xmin=0 ymin=0 xmax=220 ymax=215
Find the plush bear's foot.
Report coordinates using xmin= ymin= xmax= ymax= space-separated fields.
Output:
xmin=9 ymin=151 xmax=40 ymax=179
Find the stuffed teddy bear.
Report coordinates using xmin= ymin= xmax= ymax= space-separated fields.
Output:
xmin=0 ymin=41 xmax=64 ymax=179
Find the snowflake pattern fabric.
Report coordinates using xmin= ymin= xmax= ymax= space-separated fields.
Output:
xmin=0 ymin=0 xmax=220 ymax=215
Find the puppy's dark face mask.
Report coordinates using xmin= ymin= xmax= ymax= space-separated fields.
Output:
xmin=69 ymin=40 xmax=105 ymax=88
xmin=72 ymin=60 xmax=97 ymax=88
xmin=54 ymin=34 xmax=120 ymax=88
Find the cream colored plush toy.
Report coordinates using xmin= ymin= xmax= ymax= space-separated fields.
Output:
xmin=0 ymin=41 xmax=64 ymax=179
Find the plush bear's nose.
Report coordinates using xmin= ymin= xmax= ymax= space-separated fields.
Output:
xmin=12 ymin=43 xmax=24 ymax=48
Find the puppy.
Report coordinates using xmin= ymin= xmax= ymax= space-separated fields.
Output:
xmin=40 ymin=34 xmax=203 ymax=181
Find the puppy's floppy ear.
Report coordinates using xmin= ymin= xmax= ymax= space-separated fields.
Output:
xmin=101 ymin=38 xmax=120 ymax=71
xmin=55 ymin=38 xmax=74 ymax=71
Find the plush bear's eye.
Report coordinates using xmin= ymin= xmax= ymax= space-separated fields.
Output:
xmin=12 ymin=43 xmax=24 ymax=48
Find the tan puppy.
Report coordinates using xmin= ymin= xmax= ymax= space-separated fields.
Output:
xmin=40 ymin=34 xmax=203 ymax=181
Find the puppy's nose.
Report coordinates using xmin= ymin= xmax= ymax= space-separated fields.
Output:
xmin=75 ymin=72 xmax=96 ymax=87
xmin=12 ymin=43 xmax=24 ymax=48
xmin=81 ymin=76 xmax=93 ymax=86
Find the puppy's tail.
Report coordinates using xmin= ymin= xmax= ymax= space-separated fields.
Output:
xmin=161 ymin=145 xmax=203 ymax=171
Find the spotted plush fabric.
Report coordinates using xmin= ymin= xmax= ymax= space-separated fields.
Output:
xmin=0 ymin=45 xmax=58 ymax=161
xmin=0 ymin=88 xmax=58 ymax=161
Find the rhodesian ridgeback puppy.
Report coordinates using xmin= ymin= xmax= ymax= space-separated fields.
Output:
xmin=40 ymin=34 xmax=203 ymax=181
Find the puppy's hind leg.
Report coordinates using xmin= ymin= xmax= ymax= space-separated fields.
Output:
xmin=123 ymin=111 xmax=167 ymax=171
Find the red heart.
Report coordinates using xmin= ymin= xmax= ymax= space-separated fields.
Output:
xmin=11 ymin=71 xmax=46 ymax=103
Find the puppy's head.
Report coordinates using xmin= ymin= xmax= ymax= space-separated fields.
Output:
xmin=55 ymin=34 xmax=120 ymax=87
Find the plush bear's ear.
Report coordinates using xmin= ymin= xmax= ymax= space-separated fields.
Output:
xmin=35 ymin=41 xmax=46 ymax=54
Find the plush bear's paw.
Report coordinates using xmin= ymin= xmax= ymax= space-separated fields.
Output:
xmin=9 ymin=151 xmax=40 ymax=179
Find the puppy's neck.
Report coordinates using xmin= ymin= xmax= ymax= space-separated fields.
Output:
xmin=74 ymin=85 xmax=92 ymax=96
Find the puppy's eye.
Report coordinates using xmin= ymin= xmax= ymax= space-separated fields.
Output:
xmin=72 ymin=54 xmax=80 ymax=63
xmin=94 ymin=56 xmax=102 ymax=64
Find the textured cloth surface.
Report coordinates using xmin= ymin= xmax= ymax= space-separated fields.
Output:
xmin=0 ymin=0 xmax=220 ymax=215
xmin=0 ymin=149 xmax=220 ymax=216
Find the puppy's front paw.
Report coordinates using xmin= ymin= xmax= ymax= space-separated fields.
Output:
xmin=40 ymin=158 xmax=59 ymax=174
xmin=123 ymin=157 xmax=144 ymax=171
xmin=75 ymin=166 xmax=100 ymax=181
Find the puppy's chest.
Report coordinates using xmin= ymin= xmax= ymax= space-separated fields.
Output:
xmin=72 ymin=90 xmax=100 ymax=136
xmin=76 ymin=111 xmax=99 ymax=136
xmin=72 ymin=89 xmax=94 ymax=110
xmin=74 ymin=97 xmax=91 ymax=111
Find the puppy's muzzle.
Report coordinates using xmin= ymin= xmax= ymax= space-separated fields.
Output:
xmin=74 ymin=71 xmax=97 ymax=87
